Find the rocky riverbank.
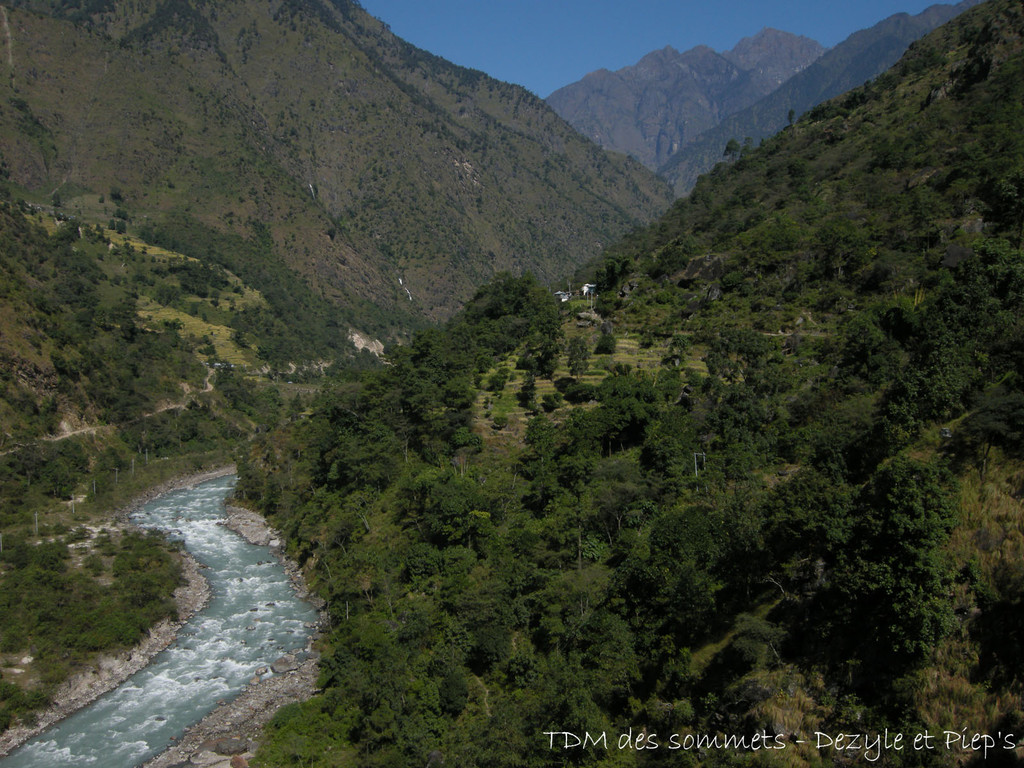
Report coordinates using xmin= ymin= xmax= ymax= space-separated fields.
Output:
xmin=0 ymin=467 xmax=327 ymax=767
xmin=140 ymin=656 xmax=320 ymax=768
xmin=221 ymin=505 xmax=325 ymax=609
xmin=0 ymin=466 xmax=233 ymax=758
xmin=139 ymin=503 xmax=326 ymax=768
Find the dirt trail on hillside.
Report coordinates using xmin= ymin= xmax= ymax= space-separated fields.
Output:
xmin=0 ymin=367 xmax=219 ymax=457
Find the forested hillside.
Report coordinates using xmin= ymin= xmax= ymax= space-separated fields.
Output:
xmin=236 ymin=1 xmax=1024 ymax=765
xmin=0 ymin=0 xmax=673 ymax=737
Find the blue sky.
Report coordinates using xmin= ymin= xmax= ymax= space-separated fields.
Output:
xmin=358 ymin=0 xmax=961 ymax=97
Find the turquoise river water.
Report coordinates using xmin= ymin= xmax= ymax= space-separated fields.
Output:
xmin=0 ymin=475 xmax=318 ymax=767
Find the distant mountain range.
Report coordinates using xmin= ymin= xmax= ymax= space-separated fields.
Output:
xmin=548 ymin=1 xmax=983 ymax=195
xmin=546 ymin=29 xmax=825 ymax=171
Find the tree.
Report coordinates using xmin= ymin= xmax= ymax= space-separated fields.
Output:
xmin=953 ymin=386 xmax=1024 ymax=477
xmin=565 ymin=336 xmax=590 ymax=379
xmin=824 ymin=457 xmax=957 ymax=675
xmin=724 ymin=138 xmax=741 ymax=162
xmin=993 ymin=167 xmax=1024 ymax=248
xmin=594 ymin=333 xmax=616 ymax=355
xmin=517 ymin=371 xmax=536 ymax=410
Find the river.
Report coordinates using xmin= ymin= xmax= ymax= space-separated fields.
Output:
xmin=0 ymin=475 xmax=319 ymax=768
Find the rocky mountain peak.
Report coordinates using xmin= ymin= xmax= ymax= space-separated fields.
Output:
xmin=724 ymin=28 xmax=826 ymax=85
xmin=547 ymin=29 xmax=824 ymax=170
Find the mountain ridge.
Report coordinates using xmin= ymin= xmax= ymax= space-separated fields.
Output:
xmin=547 ymin=28 xmax=825 ymax=171
xmin=659 ymin=0 xmax=984 ymax=194
xmin=723 ymin=27 xmax=824 ymax=86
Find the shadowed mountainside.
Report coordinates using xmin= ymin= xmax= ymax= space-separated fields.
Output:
xmin=0 ymin=0 xmax=673 ymax=340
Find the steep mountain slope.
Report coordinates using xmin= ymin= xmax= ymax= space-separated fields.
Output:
xmin=660 ymin=0 xmax=982 ymax=194
xmin=546 ymin=29 xmax=824 ymax=170
xmin=0 ymin=0 xmax=672 ymax=337
xmin=233 ymin=1 xmax=1024 ymax=766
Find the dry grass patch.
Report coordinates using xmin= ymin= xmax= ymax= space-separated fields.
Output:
xmin=136 ymin=297 xmax=254 ymax=366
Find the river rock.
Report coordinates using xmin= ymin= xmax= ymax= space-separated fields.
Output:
xmin=206 ymin=737 xmax=248 ymax=755
xmin=271 ymin=654 xmax=299 ymax=674
xmin=188 ymin=752 xmax=229 ymax=767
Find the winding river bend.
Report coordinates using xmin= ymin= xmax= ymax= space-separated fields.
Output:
xmin=0 ymin=475 xmax=319 ymax=768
